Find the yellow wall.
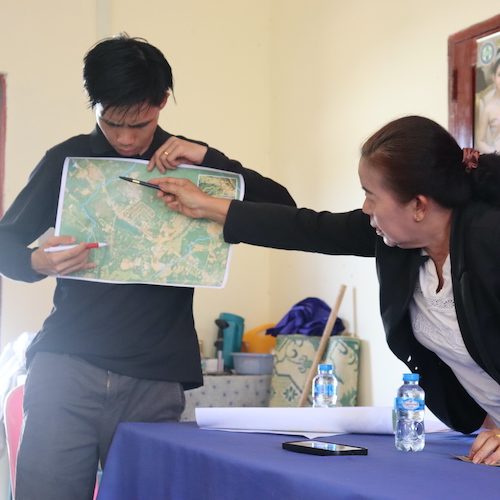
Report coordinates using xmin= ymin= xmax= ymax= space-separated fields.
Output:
xmin=266 ymin=1 xmax=500 ymax=407
xmin=1 ymin=2 xmax=500 ymax=487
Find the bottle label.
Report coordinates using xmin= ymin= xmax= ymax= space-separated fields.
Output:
xmin=314 ymin=384 xmax=335 ymax=396
xmin=395 ymin=397 xmax=424 ymax=411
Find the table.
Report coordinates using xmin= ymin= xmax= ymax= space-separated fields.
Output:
xmin=97 ymin=422 xmax=499 ymax=500
xmin=181 ymin=374 xmax=271 ymax=421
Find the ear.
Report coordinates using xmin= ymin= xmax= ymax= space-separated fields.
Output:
xmin=414 ymin=195 xmax=429 ymax=221
xmin=159 ymin=93 xmax=170 ymax=110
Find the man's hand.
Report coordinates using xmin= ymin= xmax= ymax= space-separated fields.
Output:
xmin=32 ymin=236 xmax=97 ymax=276
xmin=148 ymin=137 xmax=208 ymax=173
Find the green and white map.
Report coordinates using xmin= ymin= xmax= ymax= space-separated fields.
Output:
xmin=55 ymin=157 xmax=244 ymax=288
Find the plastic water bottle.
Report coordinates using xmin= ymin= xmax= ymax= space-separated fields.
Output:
xmin=394 ymin=373 xmax=425 ymax=451
xmin=312 ymin=364 xmax=337 ymax=407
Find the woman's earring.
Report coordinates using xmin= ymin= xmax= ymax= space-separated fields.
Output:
xmin=414 ymin=214 xmax=422 ymax=222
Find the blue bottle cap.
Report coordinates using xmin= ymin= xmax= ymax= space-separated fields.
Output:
xmin=402 ymin=373 xmax=419 ymax=382
xmin=318 ymin=364 xmax=333 ymax=371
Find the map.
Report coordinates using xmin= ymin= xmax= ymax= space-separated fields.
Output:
xmin=55 ymin=157 xmax=244 ymax=288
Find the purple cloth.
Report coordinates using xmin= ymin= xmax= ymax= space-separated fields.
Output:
xmin=97 ymin=422 xmax=498 ymax=500
xmin=266 ymin=297 xmax=344 ymax=337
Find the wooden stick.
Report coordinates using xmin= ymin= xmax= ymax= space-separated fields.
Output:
xmin=297 ymin=284 xmax=347 ymax=407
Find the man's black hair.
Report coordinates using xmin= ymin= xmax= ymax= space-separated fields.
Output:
xmin=83 ymin=33 xmax=173 ymax=111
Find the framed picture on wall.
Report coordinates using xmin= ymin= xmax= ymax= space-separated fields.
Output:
xmin=448 ymin=14 xmax=500 ymax=148
xmin=474 ymin=32 xmax=500 ymax=153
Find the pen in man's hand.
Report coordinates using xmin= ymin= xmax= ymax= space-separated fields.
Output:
xmin=44 ymin=243 xmax=108 ymax=253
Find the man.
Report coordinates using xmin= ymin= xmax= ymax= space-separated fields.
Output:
xmin=0 ymin=34 xmax=295 ymax=499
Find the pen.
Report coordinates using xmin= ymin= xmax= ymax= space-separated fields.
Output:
xmin=119 ymin=176 xmax=161 ymax=190
xmin=44 ymin=243 xmax=108 ymax=253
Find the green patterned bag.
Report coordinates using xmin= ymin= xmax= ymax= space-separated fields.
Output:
xmin=269 ymin=334 xmax=360 ymax=407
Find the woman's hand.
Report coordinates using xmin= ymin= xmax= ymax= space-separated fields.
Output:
xmin=31 ymin=236 xmax=97 ymax=276
xmin=148 ymin=137 xmax=208 ymax=173
xmin=148 ymin=177 xmax=231 ymax=224
xmin=469 ymin=428 xmax=500 ymax=465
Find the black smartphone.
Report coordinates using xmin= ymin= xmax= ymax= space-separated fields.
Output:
xmin=282 ymin=440 xmax=368 ymax=456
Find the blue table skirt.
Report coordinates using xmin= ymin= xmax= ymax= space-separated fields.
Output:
xmin=97 ymin=421 xmax=498 ymax=500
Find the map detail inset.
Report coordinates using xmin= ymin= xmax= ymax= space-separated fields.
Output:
xmin=55 ymin=157 xmax=244 ymax=288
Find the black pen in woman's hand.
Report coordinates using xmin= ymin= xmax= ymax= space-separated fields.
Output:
xmin=119 ymin=176 xmax=162 ymax=190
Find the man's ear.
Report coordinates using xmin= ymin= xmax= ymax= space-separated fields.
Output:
xmin=159 ymin=93 xmax=170 ymax=110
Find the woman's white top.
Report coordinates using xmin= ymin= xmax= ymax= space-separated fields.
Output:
xmin=409 ymin=253 xmax=500 ymax=427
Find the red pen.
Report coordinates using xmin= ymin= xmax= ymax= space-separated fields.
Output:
xmin=44 ymin=243 xmax=108 ymax=253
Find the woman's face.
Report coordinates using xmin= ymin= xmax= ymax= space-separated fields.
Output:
xmin=494 ymin=65 xmax=500 ymax=91
xmin=359 ymin=158 xmax=419 ymax=248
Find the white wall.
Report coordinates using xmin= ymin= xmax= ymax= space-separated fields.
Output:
xmin=1 ymin=0 xmax=500 ymax=493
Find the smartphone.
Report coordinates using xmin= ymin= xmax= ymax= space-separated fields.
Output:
xmin=282 ymin=440 xmax=368 ymax=456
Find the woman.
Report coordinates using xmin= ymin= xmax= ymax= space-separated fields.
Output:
xmin=151 ymin=115 xmax=500 ymax=465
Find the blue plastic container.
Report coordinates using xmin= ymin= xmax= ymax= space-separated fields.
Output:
xmin=220 ymin=312 xmax=244 ymax=369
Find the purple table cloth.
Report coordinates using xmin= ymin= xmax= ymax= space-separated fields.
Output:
xmin=97 ymin=421 xmax=498 ymax=500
